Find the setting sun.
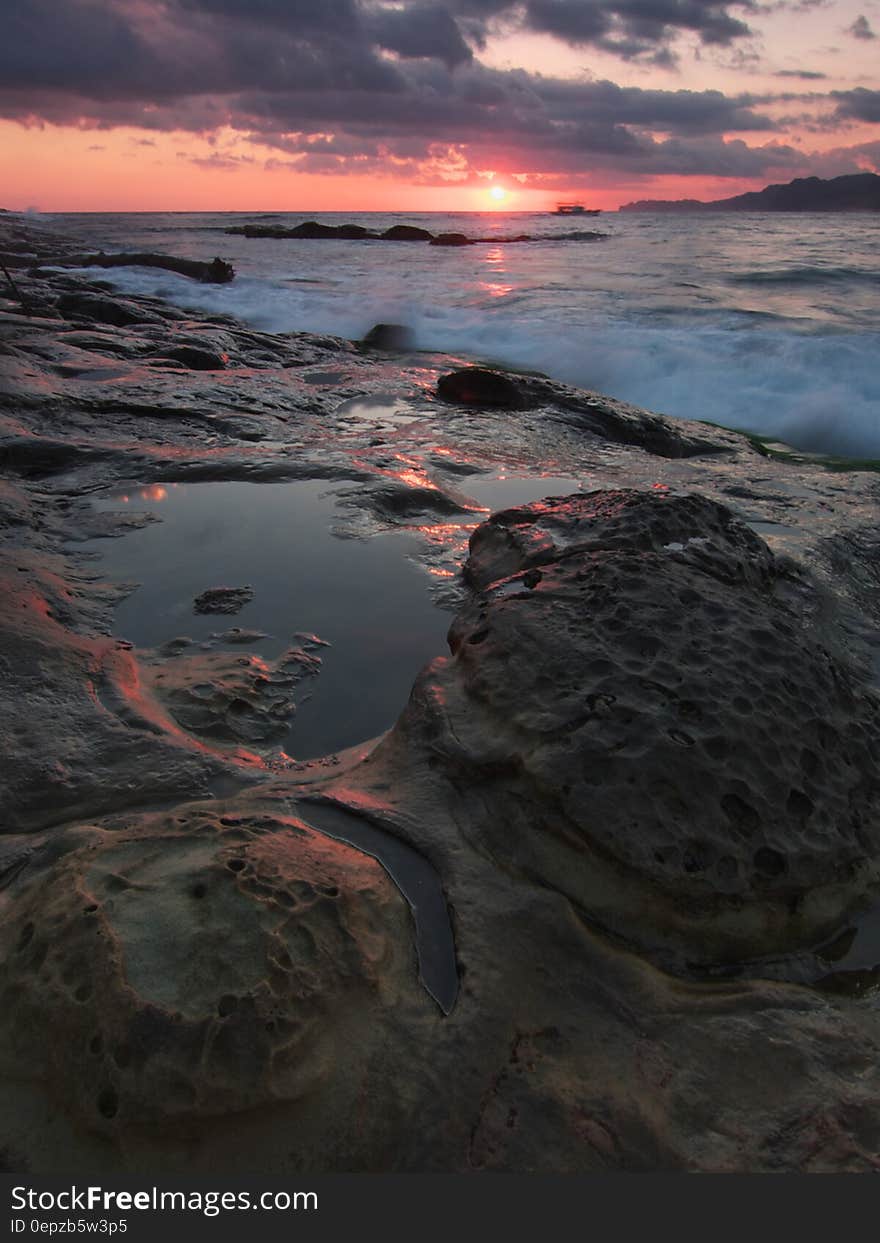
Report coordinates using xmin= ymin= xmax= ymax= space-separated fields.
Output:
xmin=489 ymin=184 xmax=507 ymax=203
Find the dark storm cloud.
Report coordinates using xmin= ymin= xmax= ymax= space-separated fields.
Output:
xmin=176 ymin=0 xmax=472 ymax=73
xmin=364 ymin=5 xmax=475 ymax=67
xmin=529 ymin=75 xmax=774 ymax=133
xmin=0 ymin=0 xmax=409 ymax=101
xmin=0 ymin=0 xmax=865 ymax=184
xmin=444 ymin=130 xmax=804 ymax=178
xmin=217 ymin=62 xmax=774 ymax=158
xmin=832 ymin=88 xmax=880 ymax=122
xmin=176 ymin=0 xmax=360 ymax=23
xmin=171 ymin=0 xmax=761 ymax=67
xmin=525 ymin=0 xmax=754 ymax=50
xmin=438 ymin=0 xmax=758 ymax=60
xmin=0 ymin=0 xmax=761 ymax=99
xmin=2 ymin=0 xmax=155 ymax=93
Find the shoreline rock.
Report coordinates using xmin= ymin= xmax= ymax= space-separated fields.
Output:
xmin=224 ymin=221 xmax=607 ymax=246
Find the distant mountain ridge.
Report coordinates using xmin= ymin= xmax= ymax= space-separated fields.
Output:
xmin=619 ymin=173 xmax=880 ymax=213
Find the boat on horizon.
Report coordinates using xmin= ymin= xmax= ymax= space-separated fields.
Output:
xmin=554 ymin=203 xmax=601 ymax=215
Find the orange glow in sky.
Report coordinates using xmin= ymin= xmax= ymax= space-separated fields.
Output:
xmin=3 ymin=113 xmax=877 ymax=214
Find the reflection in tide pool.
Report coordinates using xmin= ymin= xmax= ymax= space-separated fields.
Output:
xmin=85 ymin=479 xmax=453 ymax=759
xmin=464 ymin=472 xmax=584 ymax=511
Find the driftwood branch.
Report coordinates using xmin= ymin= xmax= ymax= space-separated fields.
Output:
xmin=38 ymin=252 xmax=235 ymax=284
xmin=1 ymin=263 xmax=33 ymax=314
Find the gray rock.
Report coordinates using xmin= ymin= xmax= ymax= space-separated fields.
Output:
xmin=430 ymin=233 xmax=474 ymax=247
xmin=147 ymin=647 xmax=318 ymax=744
xmin=0 ymin=813 xmax=426 ymax=1138
xmin=437 ymin=367 xmax=532 ymax=410
xmin=385 ymin=490 xmax=880 ymax=966
xmin=381 ymin=225 xmax=434 ymax=242
xmin=55 ymin=292 xmax=161 ymax=327
xmin=361 ymin=323 xmax=414 ymax=351
xmin=154 ymin=345 xmax=227 ymax=371
xmin=193 ymin=586 xmax=254 ymax=615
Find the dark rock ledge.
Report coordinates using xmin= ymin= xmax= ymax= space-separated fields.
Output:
xmin=225 ymin=220 xmax=604 ymax=245
xmin=1 ymin=213 xmax=880 ymax=1174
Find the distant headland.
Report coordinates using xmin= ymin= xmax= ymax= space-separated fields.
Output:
xmin=619 ymin=172 xmax=880 ymax=213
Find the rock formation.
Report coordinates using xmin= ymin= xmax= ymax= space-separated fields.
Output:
xmin=361 ymin=323 xmax=414 ymax=351
xmin=382 ymin=490 xmax=880 ymax=967
xmin=430 ymin=232 xmax=474 ymax=247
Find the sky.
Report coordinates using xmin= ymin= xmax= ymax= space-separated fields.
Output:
xmin=2 ymin=0 xmax=879 ymax=211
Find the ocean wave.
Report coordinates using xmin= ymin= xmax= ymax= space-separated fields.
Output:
xmin=730 ymin=265 xmax=879 ymax=287
xmin=415 ymin=315 xmax=880 ymax=459
xmin=541 ymin=229 xmax=609 ymax=242
xmin=70 ymin=262 xmax=880 ymax=460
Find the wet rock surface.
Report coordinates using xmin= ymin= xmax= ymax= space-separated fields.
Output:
xmin=362 ymin=322 xmax=414 ymax=351
xmin=47 ymin=253 xmax=235 ymax=284
xmin=222 ymin=222 xmax=603 ymax=247
xmin=437 ymin=368 xmax=728 ymax=458
xmin=55 ymin=291 xmax=165 ymax=327
xmin=2 ymin=214 xmax=880 ymax=1173
xmin=438 ymin=367 xmax=534 ymax=410
xmin=391 ymin=490 xmax=880 ymax=965
xmin=381 ymin=225 xmax=434 ymax=242
xmin=0 ymin=811 xmax=427 ymax=1148
xmin=147 ymin=647 xmax=321 ymax=745
xmin=156 ymin=344 xmax=228 ymax=370
xmin=430 ymin=232 xmax=474 ymax=247
xmin=193 ymin=586 xmax=255 ymax=615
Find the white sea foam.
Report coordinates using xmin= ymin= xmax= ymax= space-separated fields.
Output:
xmin=58 ymin=207 xmax=880 ymax=459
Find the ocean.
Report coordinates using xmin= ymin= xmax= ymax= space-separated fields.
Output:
xmin=42 ymin=208 xmax=880 ymax=459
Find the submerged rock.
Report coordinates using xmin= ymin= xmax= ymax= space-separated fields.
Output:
xmin=146 ymin=648 xmax=319 ymax=745
xmin=226 ymin=222 xmax=379 ymax=240
xmin=381 ymin=225 xmax=434 ymax=242
xmin=193 ymin=586 xmax=254 ymax=615
xmin=294 ymin=221 xmax=375 ymax=239
xmin=207 ymin=628 xmax=270 ymax=646
xmin=348 ymin=478 xmax=474 ymax=524
xmin=430 ymin=233 xmax=474 ymax=247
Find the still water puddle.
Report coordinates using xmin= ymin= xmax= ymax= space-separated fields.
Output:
xmin=336 ymin=394 xmax=424 ymax=426
xmin=462 ymin=472 xmax=584 ymax=511
xmin=299 ymin=799 xmax=458 ymax=1014
xmin=813 ymin=901 xmax=880 ymax=995
xmin=85 ymin=479 xmax=453 ymax=758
